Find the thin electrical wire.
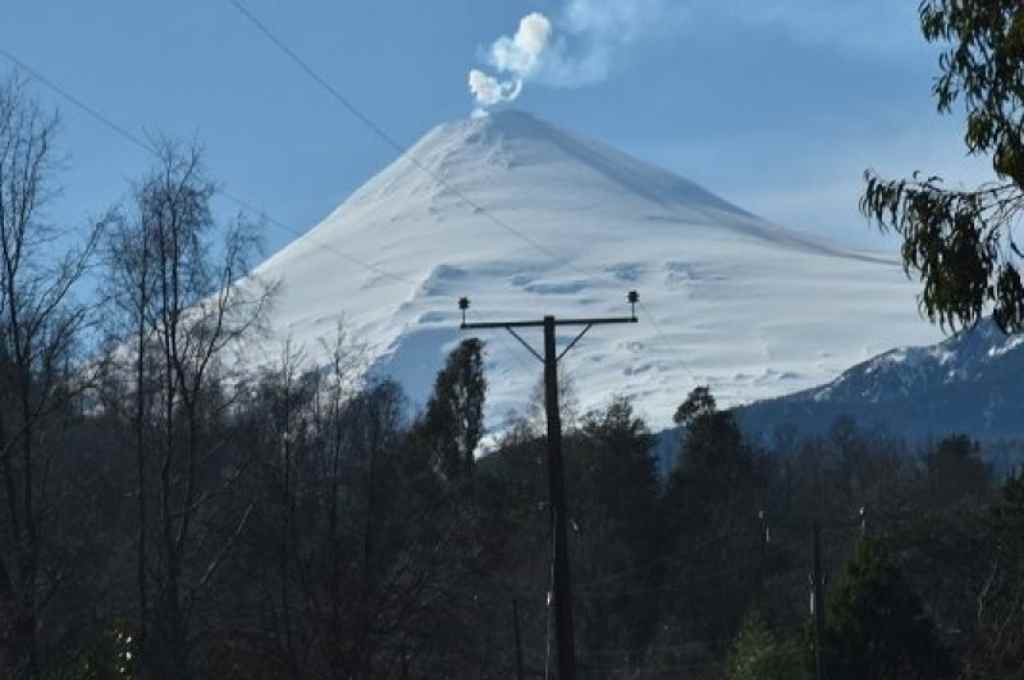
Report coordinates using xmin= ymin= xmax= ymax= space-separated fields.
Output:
xmin=218 ymin=189 xmax=416 ymax=285
xmin=6 ymin=14 xmax=674 ymax=344
xmin=0 ymin=43 xmax=788 ymax=676
xmin=0 ymin=47 xmax=157 ymax=155
xmin=636 ymin=300 xmax=666 ymax=337
xmin=0 ymin=46 xmax=587 ymax=434
xmin=224 ymin=0 xmax=676 ymax=335
xmin=0 ymin=47 xmax=418 ymax=288
xmin=227 ymin=0 xmax=580 ymax=276
xmin=4 ymin=28 xmax=671 ymax=391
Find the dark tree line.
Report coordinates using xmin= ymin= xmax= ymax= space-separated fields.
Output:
xmin=3 ymin=41 xmax=1024 ymax=677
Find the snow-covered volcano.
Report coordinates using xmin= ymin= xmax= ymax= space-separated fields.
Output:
xmin=252 ymin=110 xmax=941 ymax=427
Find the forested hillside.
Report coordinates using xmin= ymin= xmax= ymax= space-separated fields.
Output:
xmin=4 ymin=304 xmax=1022 ymax=678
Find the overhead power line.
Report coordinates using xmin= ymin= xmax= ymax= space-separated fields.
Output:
xmin=223 ymin=0 xmax=673 ymax=341
xmin=0 ymin=47 xmax=157 ymax=155
xmin=0 ymin=46 xmax=542 ymax=375
xmin=217 ymin=189 xmax=415 ymax=285
xmin=636 ymin=300 xmax=664 ymax=336
xmin=5 ymin=12 xmax=676 ymax=345
xmin=4 ymin=27 xmax=671 ymax=373
xmin=0 ymin=46 xmax=416 ymax=286
xmin=226 ymin=0 xmax=575 ymax=274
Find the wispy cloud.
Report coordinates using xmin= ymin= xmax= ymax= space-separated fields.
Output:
xmin=468 ymin=11 xmax=550 ymax=110
xmin=467 ymin=0 xmax=681 ymax=112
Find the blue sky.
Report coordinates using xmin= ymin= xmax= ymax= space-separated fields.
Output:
xmin=2 ymin=0 xmax=993 ymax=258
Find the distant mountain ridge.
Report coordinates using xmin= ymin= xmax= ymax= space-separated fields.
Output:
xmin=734 ymin=319 xmax=1024 ymax=441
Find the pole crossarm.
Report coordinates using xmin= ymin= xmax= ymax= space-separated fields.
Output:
xmin=461 ymin=316 xmax=636 ymax=331
xmin=551 ymin=316 xmax=637 ymax=327
xmin=461 ymin=320 xmax=545 ymax=330
xmin=462 ymin=317 xmax=636 ymax=365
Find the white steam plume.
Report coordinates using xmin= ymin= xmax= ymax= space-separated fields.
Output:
xmin=467 ymin=12 xmax=551 ymax=113
xmin=468 ymin=69 xmax=523 ymax=108
xmin=491 ymin=11 xmax=552 ymax=75
xmin=468 ymin=0 xmax=676 ymax=111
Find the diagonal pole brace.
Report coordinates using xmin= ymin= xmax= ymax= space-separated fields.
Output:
xmin=457 ymin=292 xmax=640 ymax=680
xmin=506 ymin=326 xmax=545 ymax=364
xmin=557 ymin=324 xmax=592 ymax=363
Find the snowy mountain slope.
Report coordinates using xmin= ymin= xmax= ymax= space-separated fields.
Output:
xmin=250 ymin=110 xmax=942 ymax=428
xmin=735 ymin=319 xmax=1024 ymax=440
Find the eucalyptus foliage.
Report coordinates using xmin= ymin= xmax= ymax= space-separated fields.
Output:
xmin=862 ymin=1 xmax=1024 ymax=332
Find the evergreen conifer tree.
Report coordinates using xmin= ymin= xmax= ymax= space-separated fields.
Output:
xmin=823 ymin=537 xmax=951 ymax=680
xmin=420 ymin=338 xmax=487 ymax=485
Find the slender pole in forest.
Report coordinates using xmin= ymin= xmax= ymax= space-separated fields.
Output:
xmin=513 ymin=599 xmax=524 ymax=680
xmin=812 ymin=521 xmax=826 ymax=680
xmin=459 ymin=292 xmax=641 ymax=680
xmin=757 ymin=509 xmax=769 ymax=600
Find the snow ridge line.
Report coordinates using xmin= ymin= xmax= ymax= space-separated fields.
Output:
xmin=225 ymin=0 xmax=673 ymax=337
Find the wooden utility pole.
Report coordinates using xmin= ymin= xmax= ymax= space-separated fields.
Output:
xmin=812 ymin=521 xmax=826 ymax=680
xmin=513 ymin=599 xmax=524 ymax=680
xmin=460 ymin=292 xmax=640 ymax=680
xmin=757 ymin=509 xmax=769 ymax=600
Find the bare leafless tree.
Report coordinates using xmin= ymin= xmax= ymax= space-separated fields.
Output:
xmin=0 ymin=73 xmax=103 ymax=679
xmin=100 ymin=139 xmax=275 ymax=679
